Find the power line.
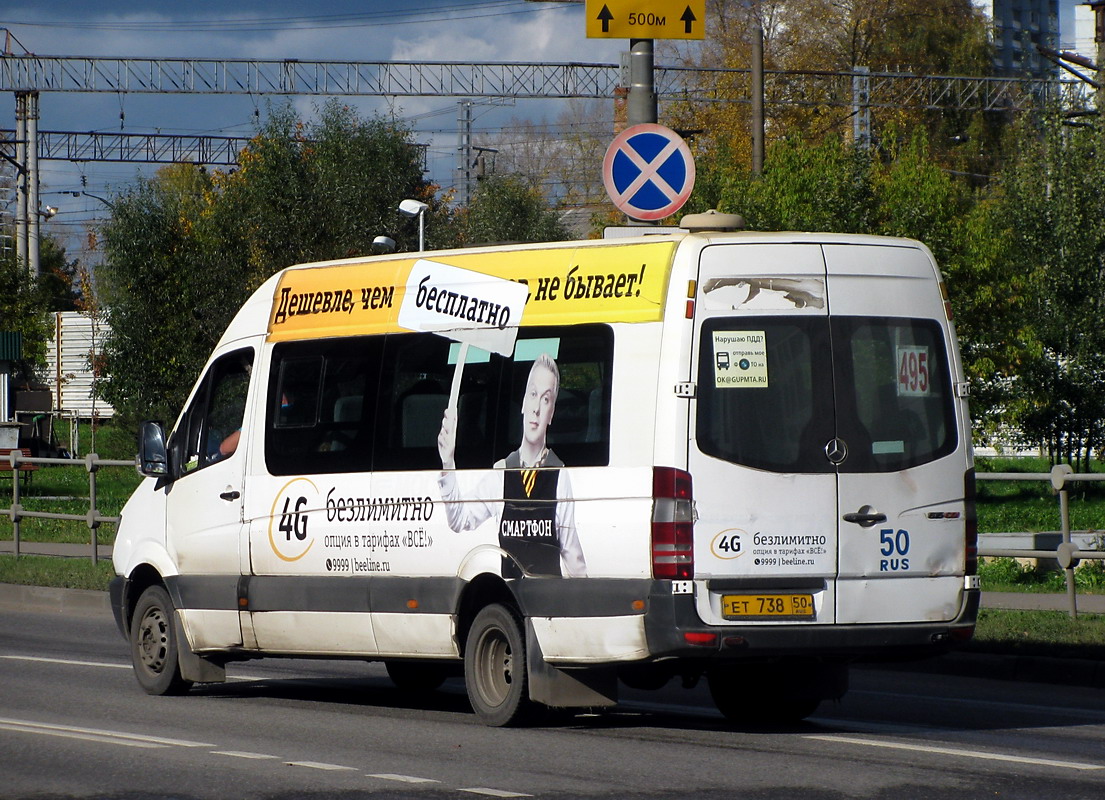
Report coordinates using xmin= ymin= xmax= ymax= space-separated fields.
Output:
xmin=0 ymin=56 xmax=1091 ymax=112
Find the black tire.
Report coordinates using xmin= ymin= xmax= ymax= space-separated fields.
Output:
xmin=385 ymin=660 xmax=451 ymax=692
xmin=464 ymin=604 xmax=536 ymax=727
xmin=707 ymin=667 xmax=819 ymax=726
xmin=129 ymin=585 xmax=193 ymax=696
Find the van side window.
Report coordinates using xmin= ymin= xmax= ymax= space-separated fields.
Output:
xmin=265 ymin=338 xmax=383 ymax=476
xmin=371 ymin=326 xmax=614 ymax=471
xmin=264 ymin=325 xmax=614 ymax=476
xmin=174 ymin=349 xmax=254 ymax=476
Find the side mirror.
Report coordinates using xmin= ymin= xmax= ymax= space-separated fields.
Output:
xmin=137 ymin=421 xmax=169 ymax=477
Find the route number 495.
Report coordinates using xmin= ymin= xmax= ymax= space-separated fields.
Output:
xmin=897 ymin=346 xmax=929 ymax=396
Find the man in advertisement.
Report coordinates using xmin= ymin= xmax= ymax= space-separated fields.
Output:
xmin=436 ymin=353 xmax=587 ymax=578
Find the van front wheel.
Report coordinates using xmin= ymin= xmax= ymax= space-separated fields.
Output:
xmin=464 ymin=604 xmax=535 ymax=726
xmin=130 ymin=585 xmax=193 ymax=696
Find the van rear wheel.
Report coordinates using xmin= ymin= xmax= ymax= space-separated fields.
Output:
xmin=130 ymin=585 xmax=192 ymax=696
xmin=707 ymin=662 xmax=830 ymax=725
xmin=464 ymin=604 xmax=536 ymax=726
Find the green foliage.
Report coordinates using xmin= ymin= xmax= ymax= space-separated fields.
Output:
xmin=459 ymin=174 xmax=569 ymax=246
xmin=970 ymin=119 xmax=1105 ymax=467
xmin=978 ymin=557 xmax=1031 ymax=587
xmin=719 ymin=136 xmax=874 ymax=232
xmin=0 ymin=248 xmax=53 ymax=382
xmin=97 ymin=169 xmax=226 ymax=426
xmin=870 ymin=130 xmax=967 ymax=263
xmin=97 ymin=102 xmax=435 ymax=426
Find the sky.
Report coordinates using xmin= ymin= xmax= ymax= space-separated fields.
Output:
xmin=0 ymin=1 xmax=627 ymax=261
xmin=3 ymin=1 xmax=1096 ymax=262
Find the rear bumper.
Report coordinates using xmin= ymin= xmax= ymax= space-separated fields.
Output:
xmin=642 ymin=582 xmax=981 ymax=662
xmin=515 ymin=577 xmax=980 ymax=665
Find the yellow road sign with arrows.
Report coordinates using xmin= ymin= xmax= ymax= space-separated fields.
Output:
xmin=585 ymin=1 xmax=706 ymax=40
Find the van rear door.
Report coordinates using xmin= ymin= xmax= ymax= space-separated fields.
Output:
xmin=689 ymin=243 xmax=839 ymax=625
xmin=689 ymin=240 xmax=967 ymax=627
xmin=822 ymin=244 xmax=967 ymax=624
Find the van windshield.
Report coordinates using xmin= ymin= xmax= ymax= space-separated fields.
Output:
xmin=696 ymin=316 xmax=956 ymax=473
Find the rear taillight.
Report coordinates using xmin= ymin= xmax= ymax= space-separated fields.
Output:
xmin=652 ymin=467 xmax=694 ymax=579
xmin=964 ymin=468 xmax=978 ymax=575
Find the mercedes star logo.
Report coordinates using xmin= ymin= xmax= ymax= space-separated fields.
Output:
xmin=824 ymin=438 xmax=848 ymax=464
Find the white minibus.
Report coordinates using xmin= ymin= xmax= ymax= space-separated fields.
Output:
xmin=111 ymin=212 xmax=979 ymax=726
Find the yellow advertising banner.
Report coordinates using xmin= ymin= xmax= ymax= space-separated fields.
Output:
xmin=266 ymin=240 xmax=677 ymax=342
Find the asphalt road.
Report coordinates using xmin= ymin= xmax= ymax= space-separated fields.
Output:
xmin=1 ymin=603 xmax=1104 ymax=800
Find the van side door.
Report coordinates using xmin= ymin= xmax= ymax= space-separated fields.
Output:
xmin=164 ymin=346 xmax=255 ymax=649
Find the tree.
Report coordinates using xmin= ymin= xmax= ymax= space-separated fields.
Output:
xmin=664 ymin=0 xmax=995 ymax=180
xmin=98 ymin=102 xmax=436 ymax=426
xmin=717 ymin=135 xmax=874 ymax=233
xmin=0 ymin=233 xmax=79 ymax=391
xmin=977 ymin=118 xmax=1105 ymax=467
xmin=0 ymin=249 xmax=52 ymax=387
xmin=98 ymin=169 xmax=222 ymax=426
xmin=458 ymin=174 xmax=569 ymax=246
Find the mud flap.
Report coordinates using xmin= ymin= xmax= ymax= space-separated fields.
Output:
xmin=173 ymin=612 xmax=227 ymax=684
xmin=525 ymin=619 xmax=617 ymax=709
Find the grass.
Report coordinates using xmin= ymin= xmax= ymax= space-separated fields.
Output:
xmin=976 ymin=455 xmax=1105 ymax=533
xmin=964 ymin=608 xmax=1105 ymax=661
xmin=0 ymin=554 xmax=116 ymax=591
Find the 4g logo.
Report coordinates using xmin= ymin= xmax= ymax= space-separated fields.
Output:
xmin=711 ymin=529 xmax=746 ymax=560
xmin=279 ymin=495 xmax=309 ymax=541
xmin=268 ymin=477 xmax=318 ymax=562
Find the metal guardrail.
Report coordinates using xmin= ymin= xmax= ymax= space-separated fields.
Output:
xmin=1 ymin=451 xmax=135 ymax=564
xmin=977 ymin=464 xmax=1105 ymax=618
xmin=3 ymin=454 xmax=1102 ymax=616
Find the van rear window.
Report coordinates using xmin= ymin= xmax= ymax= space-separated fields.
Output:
xmin=696 ymin=316 xmax=956 ymax=473
xmin=266 ymin=325 xmax=614 ymax=476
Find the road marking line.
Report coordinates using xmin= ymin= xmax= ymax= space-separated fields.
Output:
xmin=0 ymin=717 xmax=214 ymax=748
xmin=286 ymin=761 xmax=358 ymax=771
xmin=212 ymin=751 xmax=280 ymax=760
xmin=460 ymin=790 xmax=533 ymax=798
xmin=0 ymin=654 xmax=268 ymax=682
xmin=367 ymin=774 xmax=440 ymax=784
xmin=806 ymin=734 xmax=1105 ymax=771
xmin=0 ymin=655 xmax=129 ymax=670
xmin=0 ymin=721 xmax=166 ymax=749
xmin=851 ymin=688 xmax=1105 ymax=721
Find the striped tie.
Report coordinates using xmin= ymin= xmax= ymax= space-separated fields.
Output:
xmin=521 ymin=468 xmax=537 ymax=498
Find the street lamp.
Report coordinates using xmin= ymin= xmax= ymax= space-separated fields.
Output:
xmin=371 ymin=235 xmax=396 ymax=254
xmin=399 ymin=198 xmax=429 ymax=252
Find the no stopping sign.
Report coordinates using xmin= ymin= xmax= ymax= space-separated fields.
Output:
xmin=602 ymin=123 xmax=696 ymax=221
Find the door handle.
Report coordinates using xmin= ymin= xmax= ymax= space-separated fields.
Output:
xmin=843 ymin=508 xmax=887 ymax=527
xmin=219 ymin=490 xmax=241 ymax=501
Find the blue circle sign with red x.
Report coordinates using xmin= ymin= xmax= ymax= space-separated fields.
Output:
xmin=602 ymin=123 xmax=696 ymax=222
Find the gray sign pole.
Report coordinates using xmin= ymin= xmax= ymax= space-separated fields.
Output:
xmin=627 ymin=38 xmax=657 ymax=126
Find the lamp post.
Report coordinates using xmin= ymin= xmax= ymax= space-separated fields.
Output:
xmin=399 ymin=199 xmax=429 ymax=252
